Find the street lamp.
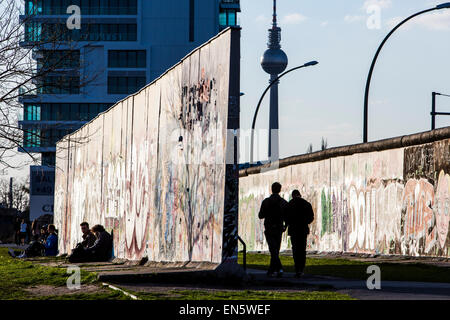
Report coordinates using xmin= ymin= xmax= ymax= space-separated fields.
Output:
xmin=363 ymin=2 xmax=450 ymax=143
xmin=250 ymin=61 xmax=319 ymax=165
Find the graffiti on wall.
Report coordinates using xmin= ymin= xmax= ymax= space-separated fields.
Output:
xmin=239 ymin=140 xmax=450 ymax=258
xmin=54 ymin=29 xmax=240 ymax=264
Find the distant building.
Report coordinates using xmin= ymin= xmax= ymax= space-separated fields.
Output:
xmin=18 ymin=0 xmax=241 ymax=220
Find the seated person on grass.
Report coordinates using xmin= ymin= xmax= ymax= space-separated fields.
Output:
xmin=69 ymin=224 xmax=112 ymax=263
xmin=68 ymin=222 xmax=97 ymax=263
xmin=8 ymin=234 xmax=45 ymax=258
xmin=44 ymin=224 xmax=58 ymax=257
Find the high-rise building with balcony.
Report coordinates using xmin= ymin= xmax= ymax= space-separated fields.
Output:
xmin=19 ymin=0 xmax=240 ymax=220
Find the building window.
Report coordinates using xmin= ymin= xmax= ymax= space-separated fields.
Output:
xmin=228 ymin=12 xmax=236 ymax=25
xmin=24 ymin=104 xmax=41 ymax=121
xmin=22 ymin=103 xmax=112 ymax=149
xmin=25 ymin=0 xmax=137 ymax=16
xmin=42 ymin=153 xmax=56 ymax=166
xmin=219 ymin=12 xmax=227 ymax=26
xmin=25 ymin=23 xmax=138 ymax=42
xmin=23 ymin=127 xmax=41 ymax=148
xmin=37 ymin=50 xmax=80 ymax=70
xmin=107 ymin=76 xmax=146 ymax=94
xmin=108 ymin=50 xmax=146 ymax=68
xmin=24 ymin=103 xmax=112 ymax=122
xmin=219 ymin=9 xmax=238 ymax=28
xmin=38 ymin=76 xmax=80 ymax=94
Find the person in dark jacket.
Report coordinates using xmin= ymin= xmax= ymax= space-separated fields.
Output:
xmin=84 ymin=224 xmax=113 ymax=262
xmin=285 ymin=190 xmax=314 ymax=277
xmin=68 ymin=222 xmax=97 ymax=263
xmin=80 ymin=222 xmax=96 ymax=248
xmin=40 ymin=225 xmax=49 ymax=242
xmin=258 ymin=182 xmax=288 ymax=277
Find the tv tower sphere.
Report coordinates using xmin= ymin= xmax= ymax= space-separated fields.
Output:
xmin=261 ymin=48 xmax=288 ymax=75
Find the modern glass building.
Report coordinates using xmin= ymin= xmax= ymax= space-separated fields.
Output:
xmin=19 ymin=0 xmax=240 ymax=220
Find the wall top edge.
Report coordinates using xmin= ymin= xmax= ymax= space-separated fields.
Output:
xmin=240 ymin=126 xmax=450 ymax=177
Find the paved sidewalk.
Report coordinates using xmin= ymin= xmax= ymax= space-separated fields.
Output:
xmin=248 ymin=268 xmax=450 ymax=300
xmin=20 ymin=248 xmax=450 ymax=300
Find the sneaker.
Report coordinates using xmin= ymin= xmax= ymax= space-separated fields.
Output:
xmin=17 ymin=252 xmax=26 ymax=259
xmin=8 ymin=248 xmax=16 ymax=258
xmin=294 ymin=272 xmax=304 ymax=278
xmin=267 ymin=272 xmax=275 ymax=278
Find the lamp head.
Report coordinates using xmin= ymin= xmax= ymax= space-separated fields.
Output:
xmin=436 ymin=2 xmax=450 ymax=9
xmin=304 ymin=61 xmax=319 ymax=67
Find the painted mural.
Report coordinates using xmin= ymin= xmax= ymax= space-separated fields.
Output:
xmin=239 ymin=139 xmax=450 ymax=258
xmin=54 ymin=28 xmax=240 ymax=264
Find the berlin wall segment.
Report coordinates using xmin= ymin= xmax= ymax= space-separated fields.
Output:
xmin=239 ymin=128 xmax=450 ymax=258
xmin=54 ymin=28 xmax=241 ymax=272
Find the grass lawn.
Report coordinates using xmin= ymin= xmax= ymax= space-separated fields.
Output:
xmin=239 ymin=252 xmax=450 ymax=283
xmin=0 ymin=248 xmax=130 ymax=300
xmin=135 ymin=289 xmax=354 ymax=300
xmin=0 ymin=248 xmax=354 ymax=300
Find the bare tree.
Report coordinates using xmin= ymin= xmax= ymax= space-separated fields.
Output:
xmin=306 ymin=143 xmax=313 ymax=154
xmin=0 ymin=176 xmax=29 ymax=212
xmin=0 ymin=0 xmax=100 ymax=170
xmin=321 ymin=137 xmax=328 ymax=151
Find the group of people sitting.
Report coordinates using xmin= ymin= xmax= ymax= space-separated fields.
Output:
xmin=9 ymin=224 xmax=58 ymax=258
xmin=68 ymin=222 xmax=113 ymax=263
xmin=9 ymin=222 xmax=113 ymax=263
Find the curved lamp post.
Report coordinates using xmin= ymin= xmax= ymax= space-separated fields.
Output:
xmin=250 ymin=60 xmax=318 ymax=165
xmin=363 ymin=2 xmax=450 ymax=143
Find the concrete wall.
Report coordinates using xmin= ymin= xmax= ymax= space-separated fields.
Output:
xmin=54 ymin=28 xmax=240 ymax=265
xmin=239 ymin=129 xmax=450 ymax=258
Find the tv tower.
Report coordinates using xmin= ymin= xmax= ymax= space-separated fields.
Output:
xmin=261 ymin=0 xmax=288 ymax=162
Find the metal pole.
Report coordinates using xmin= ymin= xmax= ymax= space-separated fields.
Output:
xmin=237 ymin=236 xmax=246 ymax=271
xmin=432 ymin=92 xmax=436 ymax=130
xmin=250 ymin=62 xmax=318 ymax=165
xmin=363 ymin=7 xmax=439 ymax=143
xmin=9 ymin=177 xmax=13 ymax=209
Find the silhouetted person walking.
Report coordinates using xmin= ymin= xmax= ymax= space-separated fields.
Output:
xmin=285 ymin=190 xmax=314 ymax=277
xmin=258 ymin=182 xmax=288 ymax=277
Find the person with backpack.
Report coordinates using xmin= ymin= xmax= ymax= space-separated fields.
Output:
xmin=258 ymin=182 xmax=288 ymax=278
xmin=284 ymin=189 xmax=315 ymax=278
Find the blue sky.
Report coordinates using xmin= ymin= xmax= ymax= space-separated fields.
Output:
xmin=5 ymin=0 xmax=450 ymax=179
xmin=240 ymin=0 xmax=450 ymax=162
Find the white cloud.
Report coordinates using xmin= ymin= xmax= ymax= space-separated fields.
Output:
xmin=344 ymin=15 xmax=365 ymax=23
xmin=344 ymin=0 xmax=392 ymax=26
xmin=321 ymin=21 xmax=329 ymax=27
xmin=363 ymin=0 xmax=392 ymax=10
xmin=387 ymin=11 xmax=450 ymax=31
xmin=255 ymin=14 xmax=270 ymax=24
xmin=386 ymin=16 xmax=410 ymax=30
xmin=281 ymin=13 xmax=307 ymax=25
